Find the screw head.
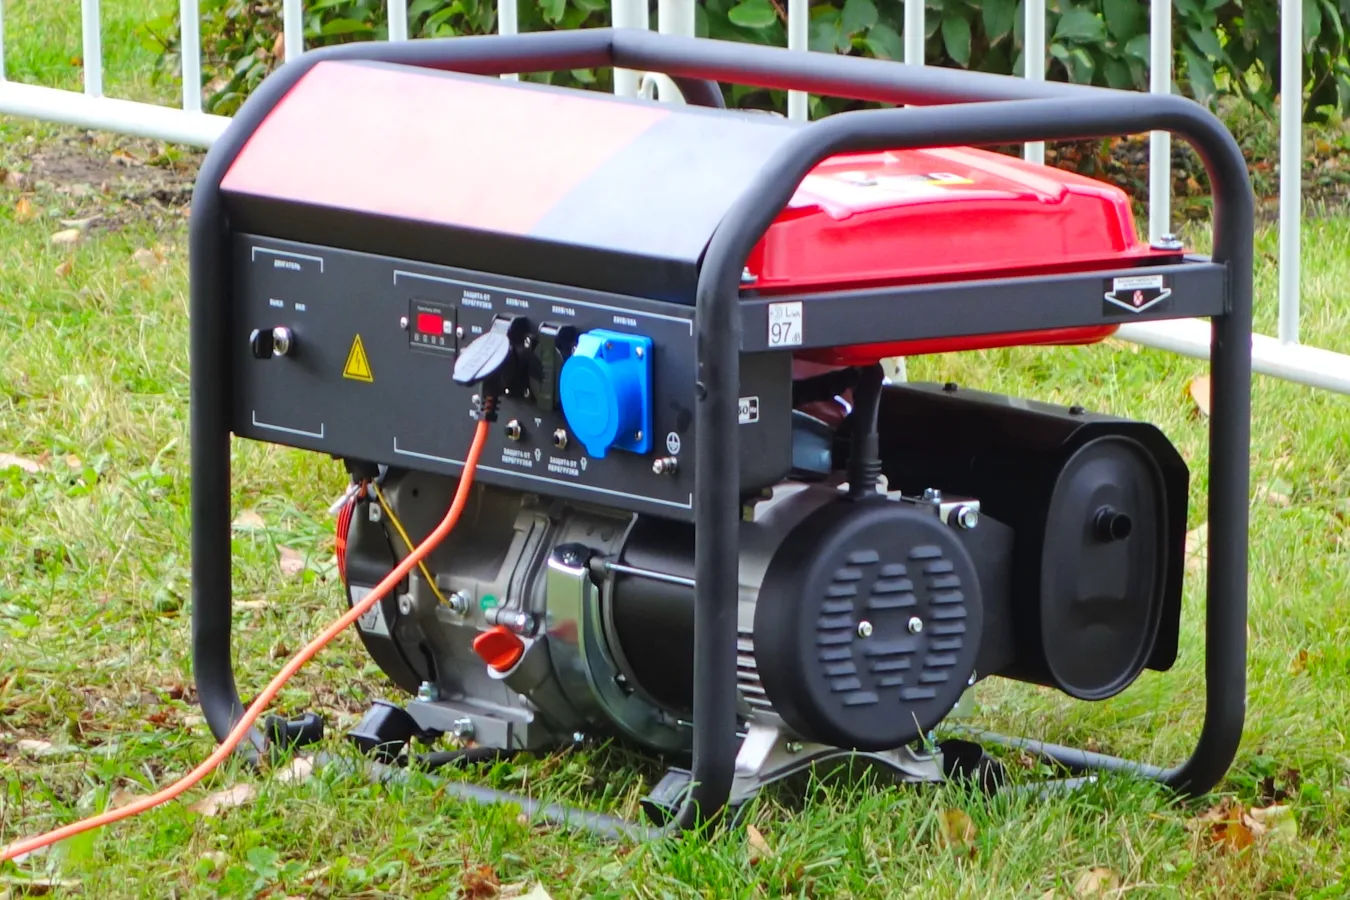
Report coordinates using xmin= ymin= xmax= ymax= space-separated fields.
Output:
xmin=785 ymin=740 xmax=803 ymax=754
xmin=398 ymin=594 xmax=414 ymax=616
xmin=907 ymin=616 xmax=923 ymax=635
xmin=857 ymin=620 xmax=874 ymax=638
xmin=572 ymin=731 xmax=586 ymax=745
xmin=451 ymin=717 xmax=475 ymax=740
xmin=399 ymin=316 xmax=409 ymax=330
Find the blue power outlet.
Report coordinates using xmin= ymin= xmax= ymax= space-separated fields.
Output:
xmin=558 ymin=329 xmax=653 ymax=460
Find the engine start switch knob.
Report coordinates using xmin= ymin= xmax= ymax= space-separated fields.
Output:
xmin=558 ymin=329 xmax=652 ymax=459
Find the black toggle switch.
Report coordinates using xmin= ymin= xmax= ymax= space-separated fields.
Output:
xmin=250 ymin=327 xmax=275 ymax=359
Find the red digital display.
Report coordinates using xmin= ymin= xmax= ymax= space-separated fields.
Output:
xmin=416 ymin=312 xmax=443 ymax=335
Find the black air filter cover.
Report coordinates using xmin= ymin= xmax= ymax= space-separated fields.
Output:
xmin=753 ymin=497 xmax=983 ymax=751
xmin=864 ymin=383 xmax=1189 ymax=701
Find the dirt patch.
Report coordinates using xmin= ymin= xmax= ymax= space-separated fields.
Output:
xmin=1 ymin=130 xmax=204 ymax=232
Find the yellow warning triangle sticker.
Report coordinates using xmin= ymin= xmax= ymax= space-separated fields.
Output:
xmin=343 ymin=334 xmax=374 ymax=383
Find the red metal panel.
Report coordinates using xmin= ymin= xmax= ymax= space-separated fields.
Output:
xmin=220 ymin=60 xmax=670 ymax=236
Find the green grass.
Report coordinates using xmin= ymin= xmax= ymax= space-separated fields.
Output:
xmin=2 ymin=2 xmax=1350 ymax=898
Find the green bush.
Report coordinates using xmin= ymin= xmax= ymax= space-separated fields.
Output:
xmin=142 ymin=0 xmax=1350 ymax=121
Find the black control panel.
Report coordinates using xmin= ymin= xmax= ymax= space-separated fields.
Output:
xmin=230 ymin=235 xmax=793 ymax=520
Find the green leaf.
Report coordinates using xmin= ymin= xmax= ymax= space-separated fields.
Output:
xmin=1187 ymin=25 xmax=1224 ymax=58
xmin=1102 ymin=0 xmax=1144 ymax=43
xmin=1303 ymin=0 xmax=1323 ymax=44
xmin=1181 ymin=44 xmax=1217 ymax=105
xmin=942 ymin=10 xmax=973 ymax=66
xmin=841 ymin=0 xmax=879 ymax=34
xmin=863 ymin=22 xmax=905 ymax=59
xmin=1067 ymin=45 xmax=1096 ymax=81
xmin=1053 ymin=7 xmax=1106 ymax=42
xmin=1123 ymin=32 xmax=1152 ymax=62
xmin=574 ymin=0 xmax=608 ymax=11
xmin=318 ymin=17 xmax=373 ymax=35
xmin=538 ymin=0 xmax=566 ymax=24
xmin=982 ymin=0 xmax=1017 ymax=41
xmin=728 ymin=0 xmax=778 ymax=29
xmin=1102 ymin=53 xmax=1135 ymax=88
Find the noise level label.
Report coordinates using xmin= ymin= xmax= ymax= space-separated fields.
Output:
xmin=344 ymin=334 xmax=374 ymax=382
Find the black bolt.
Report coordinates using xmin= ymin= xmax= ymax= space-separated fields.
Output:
xmin=942 ymin=382 xmax=959 ymax=393
xmin=1069 ymin=405 xmax=1086 ymax=416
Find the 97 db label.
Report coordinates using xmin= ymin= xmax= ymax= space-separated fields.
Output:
xmin=767 ymin=301 xmax=803 ymax=347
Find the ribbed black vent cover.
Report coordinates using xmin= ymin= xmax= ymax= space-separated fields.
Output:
xmin=754 ymin=498 xmax=982 ymax=751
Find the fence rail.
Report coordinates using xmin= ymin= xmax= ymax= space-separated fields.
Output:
xmin=0 ymin=0 xmax=1347 ymax=394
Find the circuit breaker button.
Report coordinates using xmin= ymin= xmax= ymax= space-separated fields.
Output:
xmin=472 ymin=624 xmax=525 ymax=672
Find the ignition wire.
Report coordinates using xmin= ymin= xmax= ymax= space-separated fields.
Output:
xmin=0 ymin=417 xmax=491 ymax=865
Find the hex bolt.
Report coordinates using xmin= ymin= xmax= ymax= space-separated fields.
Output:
xmin=908 ymin=616 xmax=924 ymax=635
xmin=953 ymin=505 xmax=980 ymax=530
xmin=922 ymin=488 xmax=942 ymax=502
xmin=857 ymin=620 xmax=874 ymax=638
xmin=652 ymin=457 xmax=678 ymax=476
xmin=447 ymin=591 xmax=470 ymax=616
xmin=1151 ymin=233 xmax=1184 ymax=251
xmin=785 ymin=741 xmax=803 ymax=754
xmin=416 ymin=681 xmax=440 ymax=702
xmin=1069 ymin=405 xmax=1086 ymax=416
xmin=367 ymin=503 xmax=382 ymax=523
xmin=552 ymin=428 xmax=569 ymax=450
xmin=451 ymin=717 xmax=475 ymax=740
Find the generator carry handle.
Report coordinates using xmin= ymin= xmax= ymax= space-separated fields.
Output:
xmin=189 ymin=27 xmax=1252 ymax=838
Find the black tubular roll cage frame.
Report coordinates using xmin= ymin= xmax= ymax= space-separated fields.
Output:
xmin=190 ymin=27 xmax=1253 ymax=840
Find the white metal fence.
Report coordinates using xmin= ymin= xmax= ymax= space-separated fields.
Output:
xmin=0 ymin=0 xmax=1347 ymax=394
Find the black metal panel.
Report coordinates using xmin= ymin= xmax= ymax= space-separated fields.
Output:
xmin=230 ymin=234 xmax=793 ymax=521
xmin=738 ymin=261 xmax=1228 ymax=353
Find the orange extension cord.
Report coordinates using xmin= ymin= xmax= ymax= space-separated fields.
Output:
xmin=1 ymin=418 xmax=491 ymax=865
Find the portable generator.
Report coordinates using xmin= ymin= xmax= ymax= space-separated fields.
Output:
xmin=189 ymin=28 xmax=1253 ymax=836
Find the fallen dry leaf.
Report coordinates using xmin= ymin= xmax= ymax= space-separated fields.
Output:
xmin=15 ymin=739 xmax=57 ymax=757
xmin=460 ymin=862 xmax=500 ymax=900
xmin=63 ymin=454 xmax=81 ymax=469
xmin=4 ymin=170 xmax=24 ymax=188
xmin=1248 ymin=803 xmax=1298 ymax=841
xmin=1290 ymin=648 xmax=1310 ymax=675
xmin=1072 ymin=867 xmax=1120 ymax=898
xmin=188 ymin=783 xmax=256 ymax=816
xmin=14 ymin=196 xmax=34 ymax=223
xmin=50 ymin=229 xmax=81 ymax=246
xmin=275 ymin=755 xmax=315 ymax=785
xmin=1188 ymin=374 xmax=1212 ymax=417
xmin=1255 ymin=480 xmax=1293 ymax=507
xmin=1189 ymin=797 xmax=1266 ymax=852
xmin=937 ymin=808 xmax=976 ymax=853
xmin=0 ymin=453 xmax=43 ymax=474
xmin=234 ymin=598 xmax=269 ymax=610
xmin=500 ymin=885 xmax=555 ymax=900
xmin=232 ymin=509 xmax=266 ymax=530
xmin=59 ymin=215 xmax=99 ymax=230
xmin=132 ymin=247 xmax=164 ymax=268
xmin=747 ymin=823 xmax=773 ymax=864
xmin=277 ymin=546 xmax=306 ymax=577
xmin=53 ymin=260 xmax=73 ymax=279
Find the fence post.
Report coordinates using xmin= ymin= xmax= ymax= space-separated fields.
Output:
xmin=787 ymin=0 xmax=808 ymax=120
xmin=613 ymin=0 xmax=648 ymax=97
xmin=1022 ymin=0 xmax=1045 ymax=163
xmin=1147 ymin=0 xmax=1172 ymax=243
xmin=1278 ymin=0 xmax=1302 ymax=344
xmin=180 ymin=0 xmax=201 ymax=113
xmin=82 ymin=0 xmax=104 ymax=98
xmin=283 ymin=0 xmax=303 ymax=61
xmin=389 ymin=0 xmax=409 ymax=42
